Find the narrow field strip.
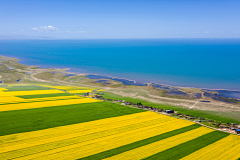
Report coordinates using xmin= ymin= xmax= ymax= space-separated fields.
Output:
xmin=0 ymin=95 xmax=81 ymax=105
xmin=68 ymin=90 xmax=93 ymax=93
xmin=0 ymin=112 xmax=162 ymax=152
xmin=0 ymin=96 xmax=24 ymax=104
xmin=0 ymin=112 xmax=154 ymax=144
xmin=145 ymin=131 xmax=229 ymax=160
xmin=104 ymin=127 xmax=213 ymax=160
xmin=0 ymin=98 xmax=101 ymax=112
xmin=20 ymin=119 xmax=193 ymax=160
xmin=0 ymin=101 xmax=144 ymax=136
xmin=0 ymin=117 xmax=177 ymax=159
xmin=0 ymin=89 xmax=64 ymax=96
xmin=181 ymin=134 xmax=240 ymax=160
xmin=39 ymin=85 xmax=94 ymax=91
xmin=17 ymin=93 xmax=72 ymax=99
xmin=81 ymin=124 xmax=201 ymax=160
xmin=3 ymin=85 xmax=51 ymax=91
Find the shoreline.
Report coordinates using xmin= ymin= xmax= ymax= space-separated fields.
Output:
xmin=1 ymin=54 xmax=240 ymax=100
xmin=2 ymin=53 xmax=240 ymax=92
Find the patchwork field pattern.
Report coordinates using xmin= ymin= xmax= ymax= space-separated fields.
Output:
xmin=0 ymin=84 xmax=240 ymax=160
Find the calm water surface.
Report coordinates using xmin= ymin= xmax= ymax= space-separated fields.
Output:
xmin=0 ymin=39 xmax=239 ymax=91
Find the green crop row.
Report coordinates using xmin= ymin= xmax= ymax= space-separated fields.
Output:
xmin=0 ymin=101 xmax=145 ymax=136
xmin=80 ymin=124 xmax=201 ymax=160
xmin=144 ymin=131 xmax=229 ymax=160
xmin=17 ymin=93 xmax=72 ymax=99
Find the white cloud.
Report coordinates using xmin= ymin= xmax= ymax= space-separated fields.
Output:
xmin=31 ymin=27 xmax=38 ymax=31
xmin=31 ymin=25 xmax=58 ymax=31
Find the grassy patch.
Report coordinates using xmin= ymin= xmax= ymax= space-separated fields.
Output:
xmin=80 ymin=124 xmax=201 ymax=160
xmin=103 ymin=92 xmax=240 ymax=123
xmin=4 ymin=85 xmax=51 ymax=91
xmin=201 ymin=122 xmax=220 ymax=128
xmin=144 ymin=131 xmax=229 ymax=160
xmin=0 ymin=101 xmax=145 ymax=136
xmin=17 ymin=93 xmax=72 ymax=99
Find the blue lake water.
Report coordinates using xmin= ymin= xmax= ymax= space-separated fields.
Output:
xmin=0 ymin=39 xmax=240 ymax=91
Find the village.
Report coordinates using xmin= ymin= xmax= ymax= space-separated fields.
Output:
xmin=82 ymin=90 xmax=240 ymax=135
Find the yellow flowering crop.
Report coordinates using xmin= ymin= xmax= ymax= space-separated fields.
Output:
xmin=0 ymin=89 xmax=64 ymax=96
xmin=68 ymin=90 xmax=93 ymax=93
xmin=0 ymin=97 xmax=101 ymax=112
xmin=0 ymin=95 xmax=80 ymax=105
xmin=0 ymin=111 xmax=193 ymax=160
xmin=181 ymin=134 xmax=240 ymax=160
xmin=0 ymin=112 xmax=162 ymax=153
xmin=0 ymin=96 xmax=25 ymax=104
xmin=0 ymin=112 xmax=154 ymax=145
xmin=39 ymin=85 xmax=94 ymax=91
xmin=0 ymin=114 xmax=177 ymax=159
xmin=104 ymin=127 xmax=213 ymax=160
xmin=19 ymin=118 xmax=193 ymax=159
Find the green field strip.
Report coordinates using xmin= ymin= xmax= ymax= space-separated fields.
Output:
xmin=144 ymin=131 xmax=229 ymax=160
xmin=0 ymin=101 xmax=145 ymax=136
xmin=17 ymin=93 xmax=72 ymax=99
xmin=79 ymin=124 xmax=201 ymax=160
xmin=3 ymin=85 xmax=51 ymax=91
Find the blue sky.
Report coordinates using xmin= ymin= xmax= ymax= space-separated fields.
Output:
xmin=0 ymin=0 xmax=240 ymax=39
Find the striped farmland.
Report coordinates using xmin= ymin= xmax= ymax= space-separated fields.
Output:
xmin=0 ymin=84 xmax=240 ymax=160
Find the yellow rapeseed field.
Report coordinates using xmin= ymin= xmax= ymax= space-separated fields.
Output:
xmin=39 ymin=85 xmax=94 ymax=91
xmin=68 ymin=90 xmax=93 ymax=93
xmin=0 ymin=112 xmax=161 ymax=153
xmin=181 ymin=134 xmax=240 ymax=160
xmin=0 ymin=112 xmax=193 ymax=160
xmin=1 ymin=85 xmax=239 ymax=160
xmin=0 ymin=95 xmax=81 ymax=104
xmin=19 ymin=119 xmax=193 ymax=159
xmin=104 ymin=127 xmax=213 ymax=160
xmin=0 ymin=89 xmax=64 ymax=96
xmin=0 ymin=96 xmax=24 ymax=104
xmin=0 ymin=97 xmax=101 ymax=112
